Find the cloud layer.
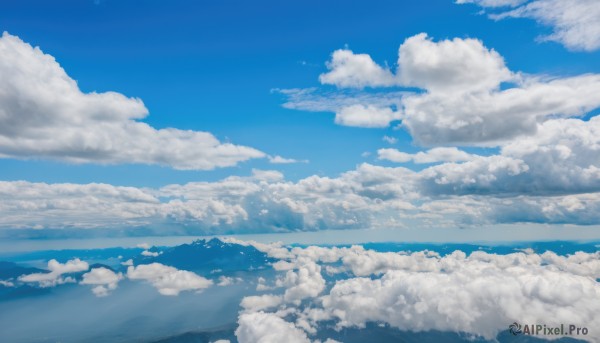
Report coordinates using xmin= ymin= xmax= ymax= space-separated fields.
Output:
xmin=2 ymin=146 xmax=600 ymax=233
xmin=233 ymin=241 xmax=600 ymax=342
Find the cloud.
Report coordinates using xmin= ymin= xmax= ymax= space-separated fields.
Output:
xmin=276 ymin=259 xmax=326 ymax=305
xmin=269 ymin=155 xmax=308 ymax=164
xmin=459 ymin=0 xmax=600 ymax=51
xmin=378 ymin=147 xmax=477 ymax=164
xmin=318 ymin=250 xmax=600 ymax=341
xmin=396 ymin=34 xmax=600 ymax=145
xmin=236 ymin=242 xmax=600 ymax=341
xmin=382 ymin=135 xmax=397 ymax=144
xmin=227 ymin=241 xmax=600 ymax=342
xmin=141 ymin=250 xmax=161 ymax=257
xmin=217 ymin=275 xmax=242 ymax=286
xmin=319 ymin=49 xmax=397 ymax=88
xmin=19 ymin=258 xmax=89 ymax=287
xmin=275 ymin=88 xmax=405 ymax=114
xmin=80 ymin=267 xmax=123 ymax=297
xmin=0 ymin=32 xmax=265 ymax=170
xmin=398 ymin=33 xmax=514 ymax=94
xmin=126 ymin=263 xmax=213 ymax=296
xmin=240 ymin=294 xmax=283 ymax=312
xmin=285 ymin=34 xmax=600 ymax=145
xmin=236 ymin=311 xmax=311 ymax=343
xmin=334 ymin=105 xmax=401 ymax=128
xmin=1 ymin=150 xmax=600 ymax=233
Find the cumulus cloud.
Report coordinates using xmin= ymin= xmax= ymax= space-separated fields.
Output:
xmin=127 ymin=263 xmax=213 ymax=296
xmin=276 ymin=259 xmax=326 ymax=305
xmin=319 ymin=49 xmax=397 ymax=88
xmin=0 ymin=32 xmax=264 ymax=170
xmin=217 ymin=275 xmax=242 ymax=286
xmin=2 ymin=149 xmax=600 ymax=233
xmin=228 ymin=241 xmax=600 ymax=342
xmin=317 ymin=249 xmax=600 ymax=341
xmin=378 ymin=147 xmax=477 ymax=164
xmin=398 ymin=33 xmax=514 ymax=94
xmin=286 ymin=33 xmax=600 ymax=145
xmin=236 ymin=311 xmax=311 ymax=343
xmin=459 ymin=0 xmax=600 ymax=51
xmin=80 ymin=267 xmax=123 ymax=297
xmin=19 ymin=258 xmax=89 ymax=287
xmin=333 ymin=104 xmax=401 ymax=128
xmin=240 ymin=294 xmax=283 ymax=312
xmin=141 ymin=250 xmax=161 ymax=257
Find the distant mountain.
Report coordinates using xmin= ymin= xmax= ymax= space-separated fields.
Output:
xmin=0 ymin=262 xmax=50 ymax=301
xmin=134 ymin=238 xmax=275 ymax=273
xmin=0 ymin=261 xmax=46 ymax=280
xmin=88 ymin=263 xmax=115 ymax=272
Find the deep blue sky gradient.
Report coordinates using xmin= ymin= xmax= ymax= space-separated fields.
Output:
xmin=1 ymin=0 xmax=599 ymax=187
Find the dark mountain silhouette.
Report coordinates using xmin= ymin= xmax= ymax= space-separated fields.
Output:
xmin=134 ymin=238 xmax=274 ymax=273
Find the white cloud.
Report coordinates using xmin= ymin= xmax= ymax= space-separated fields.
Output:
xmin=19 ymin=258 xmax=89 ymax=287
xmin=0 ymin=32 xmax=265 ymax=170
xmin=245 ymin=242 xmax=600 ymax=341
xmin=229 ymin=242 xmax=600 ymax=342
xmin=397 ymin=33 xmax=514 ymax=94
xmin=276 ymin=259 xmax=326 ymax=305
xmin=236 ymin=311 xmax=311 ymax=343
xmin=460 ymin=0 xmax=600 ymax=51
xmin=0 ymin=280 xmax=14 ymax=287
xmin=319 ymin=49 xmax=397 ymax=88
xmin=80 ymin=267 xmax=123 ymax=297
xmin=126 ymin=263 xmax=213 ymax=296
xmin=382 ymin=135 xmax=398 ymax=144
xmin=276 ymin=88 xmax=405 ymax=114
xmin=398 ymin=35 xmax=600 ymax=145
xmin=378 ymin=147 xmax=477 ymax=164
xmin=318 ymin=250 xmax=600 ymax=341
xmin=269 ymin=155 xmax=308 ymax=164
xmin=217 ymin=275 xmax=242 ymax=286
xmin=287 ymin=33 xmax=600 ymax=144
xmin=334 ymin=104 xmax=401 ymax=128
xmin=121 ymin=259 xmax=134 ymax=266
xmin=240 ymin=294 xmax=283 ymax=312
xmin=2 ymin=143 xmax=600 ymax=233
xmin=141 ymin=250 xmax=160 ymax=257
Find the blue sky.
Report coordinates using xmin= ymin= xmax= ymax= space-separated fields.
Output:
xmin=1 ymin=0 xmax=600 ymax=238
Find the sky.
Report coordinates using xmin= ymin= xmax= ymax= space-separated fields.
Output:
xmin=1 ymin=0 xmax=600 ymax=240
